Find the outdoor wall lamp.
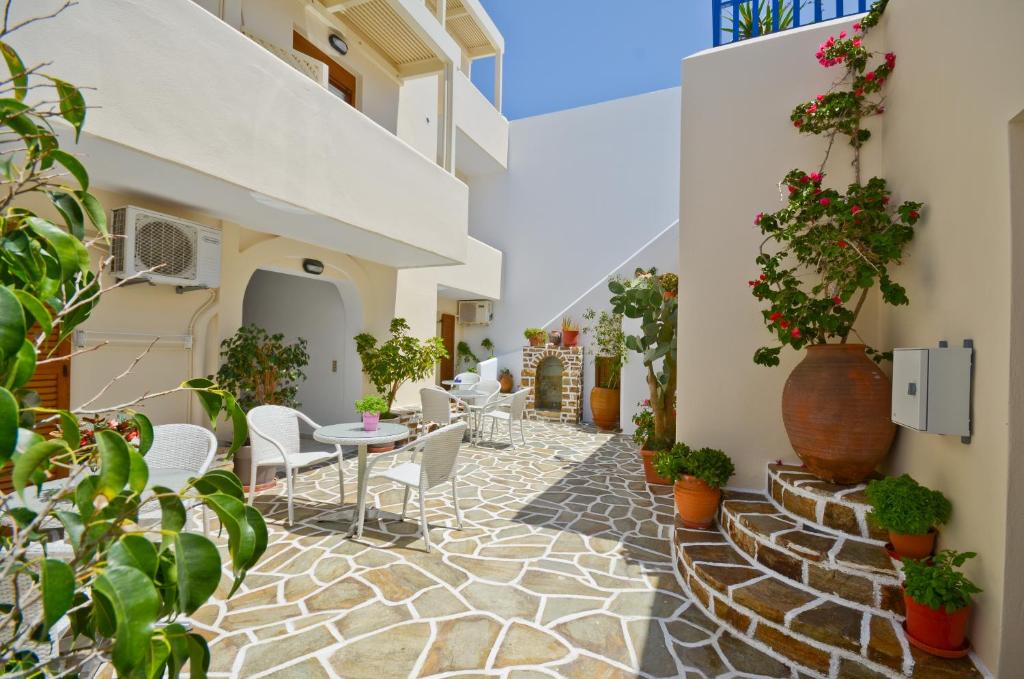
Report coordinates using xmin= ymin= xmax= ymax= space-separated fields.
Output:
xmin=329 ymin=33 xmax=349 ymax=56
xmin=303 ymin=258 xmax=325 ymax=275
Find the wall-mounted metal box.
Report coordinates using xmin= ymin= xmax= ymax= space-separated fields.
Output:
xmin=891 ymin=346 xmax=973 ymax=437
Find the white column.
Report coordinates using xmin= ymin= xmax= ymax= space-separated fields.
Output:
xmin=494 ymin=50 xmax=503 ymax=113
xmin=443 ymin=63 xmax=455 ymax=172
xmin=620 ymin=316 xmax=647 ymax=438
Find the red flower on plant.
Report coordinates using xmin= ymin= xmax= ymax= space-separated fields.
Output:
xmin=769 ymin=312 xmax=782 ymax=322
xmin=819 ymin=198 xmax=830 ymax=206
xmin=882 ymin=196 xmax=891 ymax=205
xmin=833 ymin=296 xmax=842 ymax=305
xmin=748 ymin=280 xmax=757 ymax=287
xmin=909 ymin=210 xmax=920 ymax=220
xmin=779 ymin=320 xmax=791 ymax=329
xmin=809 ymin=172 xmax=823 ymax=183
xmin=800 ymin=175 xmax=811 ymax=184
xmin=754 ymin=212 xmax=764 ymax=225
xmin=853 ymin=22 xmax=862 ymax=31
xmin=837 ymin=240 xmax=848 ymax=248
xmin=791 ymin=328 xmax=802 ymax=339
xmin=855 ymin=88 xmax=864 ymax=97
xmin=852 ymin=37 xmax=862 ymax=48
xmin=816 ymin=94 xmax=825 ymax=102
xmin=885 ymin=52 xmax=896 ymax=69
xmin=788 ymin=185 xmax=798 ymax=194
xmin=851 ymin=205 xmax=862 ymax=216
xmin=865 ymin=71 xmax=876 ymax=82
xmin=807 ymin=103 xmax=818 ymax=114
xmin=794 ymin=119 xmax=803 ymax=128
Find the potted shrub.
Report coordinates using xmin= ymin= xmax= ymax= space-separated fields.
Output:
xmin=866 ymin=474 xmax=951 ymax=560
xmin=610 ymin=268 xmax=678 ymax=450
xmin=632 ymin=401 xmax=670 ymax=485
xmin=654 ymin=444 xmax=735 ymax=528
xmin=902 ymin=550 xmax=981 ymax=657
xmin=456 ymin=340 xmax=480 ymax=372
xmin=355 ymin=395 xmax=388 ymax=432
xmin=561 ymin=317 xmax=580 ymax=347
xmin=498 ymin=368 xmax=514 ymax=393
xmin=481 ymin=337 xmax=495 ymax=358
xmin=750 ymin=7 xmax=921 ymax=484
xmin=583 ymin=307 xmax=627 ymax=431
xmin=524 ymin=327 xmax=546 ymax=347
xmin=213 ymin=324 xmax=309 ymax=490
xmin=356 ymin=318 xmax=447 ymax=451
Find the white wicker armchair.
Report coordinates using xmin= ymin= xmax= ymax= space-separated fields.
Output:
xmin=480 ymin=388 xmax=531 ymax=449
xmin=140 ymin=424 xmax=218 ymax=533
xmin=420 ymin=386 xmax=468 ymax=427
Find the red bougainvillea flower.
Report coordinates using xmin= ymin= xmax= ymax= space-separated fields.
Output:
xmin=855 ymin=88 xmax=865 ymax=97
xmin=779 ymin=320 xmax=791 ymax=329
xmin=853 ymin=22 xmax=862 ymax=31
xmin=852 ymin=37 xmax=862 ymax=48
xmin=809 ymin=172 xmax=823 ymax=183
xmin=759 ymin=274 xmax=766 ymax=281
xmin=816 ymin=94 xmax=825 ymax=102
xmin=909 ymin=210 xmax=920 ymax=220
xmin=799 ymin=175 xmax=811 ymax=184
xmin=882 ymin=196 xmax=891 ymax=205
xmin=788 ymin=185 xmax=798 ymax=194
xmin=885 ymin=52 xmax=896 ymax=68
xmin=754 ymin=212 xmax=763 ymax=225
xmin=814 ymin=188 xmax=823 ymax=195
xmin=748 ymin=280 xmax=757 ymax=287
xmin=794 ymin=119 xmax=803 ymax=127
xmin=833 ymin=296 xmax=843 ymax=305
xmin=769 ymin=312 xmax=782 ymax=322
xmin=851 ymin=205 xmax=862 ymax=215
xmin=837 ymin=240 xmax=848 ymax=248
xmin=791 ymin=328 xmax=802 ymax=339
xmin=865 ymin=71 xmax=876 ymax=82
xmin=807 ymin=103 xmax=818 ymax=114
xmin=839 ymin=31 xmax=847 ymax=39
xmin=819 ymin=198 xmax=831 ymax=206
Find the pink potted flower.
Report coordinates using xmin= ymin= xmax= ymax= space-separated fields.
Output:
xmin=355 ymin=395 xmax=388 ymax=432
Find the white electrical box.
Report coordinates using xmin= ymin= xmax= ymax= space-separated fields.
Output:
xmin=891 ymin=346 xmax=972 ymax=437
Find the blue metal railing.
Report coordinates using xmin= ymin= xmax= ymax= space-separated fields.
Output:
xmin=712 ymin=0 xmax=868 ymax=47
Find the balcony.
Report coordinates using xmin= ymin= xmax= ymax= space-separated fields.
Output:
xmin=713 ymin=0 xmax=870 ymax=47
xmin=454 ymin=69 xmax=509 ymax=174
xmin=11 ymin=0 xmax=470 ymax=268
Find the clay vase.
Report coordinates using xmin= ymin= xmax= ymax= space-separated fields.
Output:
xmin=639 ymin=449 xmax=672 ymax=485
xmin=890 ymin=529 xmax=937 ymax=560
xmin=528 ymin=335 xmax=544 ymax=347
xmin=562 ymin=329 xmax=579 ymax=347
xmin=499 ymin=372 xmax=514 ymax=393
xmin=781 ymin=344 xmax=895 ymax=484
xmin=674 ymin=475 xmax=722 ymax=529
xmin=904 ymin=592 xmax=971 ymax=656
xmin=590 ymin=387 xmax=620 ymax=430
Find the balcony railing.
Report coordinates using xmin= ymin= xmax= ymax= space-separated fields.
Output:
xmin=712 ymin=0 xmax=869 ymax=47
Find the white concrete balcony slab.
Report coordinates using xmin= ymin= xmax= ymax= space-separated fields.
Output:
xmin=12 ymin=0 xmax=470 ymax=268
xmin=454 ymin=70 xmax=509 ymax=175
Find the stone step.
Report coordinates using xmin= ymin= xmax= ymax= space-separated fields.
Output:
xmin=673 ymin=520 xmax=983 ymax=679
xmin=721 ymin=492 xmax=904 ymax=615
xmin=768 ymin=462 xmax=888 ymax=541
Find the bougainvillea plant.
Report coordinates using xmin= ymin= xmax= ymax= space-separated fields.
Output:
xmin=751 ymin=0 xmax=923 ymax=367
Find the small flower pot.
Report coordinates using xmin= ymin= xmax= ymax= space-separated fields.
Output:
xmin=362 ymin=412 xmax=380 ymax=432
xmin=903 ymin=591 xmax=972 ymax=657
xmin=562 ymin=329 xmax=579 ymax=347
xmin=674 ymin=475 xmax=722 ymax=529
xmin=549 ymin=330 xmax=562 ymax=346
xmin=889 ymin=528 xmax=937 ymax=560
xmin=528 ymin=336 xmax=544 ymax=347
xmin=639 ymin=449 xmax=672 ymax=486
xmin=499 ymin=373 xmax=514 ymax=393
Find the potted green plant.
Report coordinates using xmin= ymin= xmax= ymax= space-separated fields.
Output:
xmin=561 ymin=317 xmax=580 ymax=347
xmin=498 ymin=367 xmax=514 ymax=393
xmin=654 ymin=444 xmax=735 ymax=528
xmin=632 ymin=401 xmax=670 ymax=485
xmin=524 ymin=327 xmax=546 ymax=347
xmin=750 ymin=5 xmax=919 ymax=484
xmin=866 ymin=474 xmax=951 ymax=560
xmin=456 ymin=340 xmax=480 ymax=372
xmin=213 ymin=324 xmax=309 ymax=489
xmin=902 ymin=550 xmax=981 ymax=657
xmin=610 ymin=268 xmax=678 ymax=450
xmin=355 ymin=395 xmax=388 ymax=432
xmin=481 ymin=337 xmax=495 ymax=358
xmin=582 ymin=307 xmax=627 ymax=431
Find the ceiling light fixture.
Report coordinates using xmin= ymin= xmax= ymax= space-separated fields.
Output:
xmin=329 ymin=34 xmax=349 ymax=56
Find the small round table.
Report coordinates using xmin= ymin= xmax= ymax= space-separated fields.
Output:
xmin=313 ymin=422 xmax=409 ymax=537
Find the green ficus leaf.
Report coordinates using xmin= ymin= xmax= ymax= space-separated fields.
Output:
xmin=92 ymin=565 xmax=161 ymax=674
xmin=76 ymin=190 xmax=108 ymax=238
xmin=0 ymin=284 xmax=27 ymax=361
xmin=0 ymin=386 xmax=19 ymax=463
xmin=52 ymin=78 xmax=86 ymax=140
xmin=40 ymin=558 xmax=75 ymax=631
xmin=12 ymin=289 xmax=52 ymax=336
xmin=9 ymin=339 xmax=36 ymax=389
xmin=127 ymin=447 xmax=149 ymax=494
xmin=95 ymin=429 xmax=131 ymax=499
xmin=0 ymin=41 xmax=27 ymax=101
xmin=191 ymin=469 xmax=244 ymax=501
xmin=50 ymin=150 xmax=88 ymax=189
xmin=13 ymin=439 xmax=68 ymax=498
xmin=49 ymin=190 xmax=85 ymax=240
xmin=173 ymin=532 xmax=221 ymax=614
xmin=131 ymin=411 xmax=154 ymax=455
xmin=108 ymin=535 xmax=159 ymax=579
xmin=25 ymin=216 xmax=90 ymax=280
xmin=152 ymin=485 xmax=186 ymax=536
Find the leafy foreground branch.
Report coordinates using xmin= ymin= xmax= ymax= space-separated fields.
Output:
xmin=0 ymin=4 xmax=266 ymax=677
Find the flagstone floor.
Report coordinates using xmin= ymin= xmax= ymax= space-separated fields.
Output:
xmin=190 ymin=421 xmax=790 ymax=679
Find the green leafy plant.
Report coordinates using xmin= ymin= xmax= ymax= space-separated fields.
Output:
xmin=0 ymin=11 xmax=265 ymax=677
xmin=213 ymin=324 xmax=309 ymax=412
xmin=523 ymin=327 xmax=546 ymax=343
xmin=354 ymin=395 xmax=388 ymax=415
xmin=499 ymin=368 xmax=512 ymax=377
xmin=456 ymin=340 xmax=479 ymax=371
xmin=723 ymin=0 xmax=803 ymax=40
xmin=902 ymin=550 xmax=982 ymax=613
xmin=610 ymin=268 xmax=678 ymax=449
xmin=631 ymin=401 xmax=654 ymax=449
xmin=866 ymin=474 xmax=952 ymax=535
xmin=480 ymin=337 xmax=494 ymax=358
xmin=561 ymin=317 xmax=579 ymax=332
xmin=583 ymin=306 xmax=627 ymax=389
xmin=653 ymin=444 xmax=735 ymax=488
xmin=355 ymin=318 xmax=447 ymax=414
xmin=750 ymin=1 xmax=920 ymax=367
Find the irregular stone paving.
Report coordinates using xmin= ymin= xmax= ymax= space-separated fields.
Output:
xmin=186 ymin=421 xmax=791 ymax=678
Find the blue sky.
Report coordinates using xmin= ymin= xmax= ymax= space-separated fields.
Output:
xmin=471 ymin=0 xmax=712 ymax=120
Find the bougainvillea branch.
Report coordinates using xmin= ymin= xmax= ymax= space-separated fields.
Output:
xmin=751 ymin=0 xmax=922 ymax=367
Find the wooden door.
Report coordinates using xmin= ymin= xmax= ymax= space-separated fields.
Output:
xmin=293 ymin=31 xmax=358 ymax=106
xmin=0 ymin=330 xmax=70 ymax=492
xmin=439 ymin=313 xmax=455 ymax=385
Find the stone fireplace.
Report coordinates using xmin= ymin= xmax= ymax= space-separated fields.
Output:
xmin=521 ymin=345 xmax=583 ymax=423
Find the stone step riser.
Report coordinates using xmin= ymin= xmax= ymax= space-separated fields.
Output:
xmin=720 ymin=498 xmax=904 ymax=616
xmin=768 ymin=463 xmax=888 ymax=541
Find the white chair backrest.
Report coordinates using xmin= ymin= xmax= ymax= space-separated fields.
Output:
xmin=453 ymin=372 xmax=480 ymax=385
xmin=418 ymin=422 xmax=468 ymax=488
xmin=248 ymin=405 xmax=300 ymax=464
xmin=473 ymin=379 xmax=501 ymax=402
xmin=507 ymin=388 xmax=530 ymax=420
xmin=420 ymin=386 xmax=454 ymax=425
xmin=147 ymin=424 xmax=218 ymax=473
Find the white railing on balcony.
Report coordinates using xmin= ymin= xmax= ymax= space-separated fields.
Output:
xmin=242 ymin=30 xmax=328 ymax=88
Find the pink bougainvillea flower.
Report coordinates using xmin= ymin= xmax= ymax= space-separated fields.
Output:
xmin=839 ymin=31 xmax=847 ymax=39
xmin=816 ymin=94 xmax=825 ymax=102
xmin=791 ymin=328 xmax=802 ymax=339
xmin=748 ymin=280 xmax=757 ymax=287
xmin=819 ymin=198 xmax=831 ymax=206
xmin=885 ymin=52 xmax=897 ymax=68
xmin=754 ymin=212 xmax=764 ymax=225
xmin=852 ymin=37 xmax=862 ymax=48
xmin=809 ymin=172 xmax=823 ymax=183
xmin=865 ymin=71 xmax=876 ymax=82
xmin=851 ymin=205 xmax=863 ymax=215
xmin=814 ymin=188 xmax=823 ymax=195
xmin=853 ymin=22 xmax=862 ymax=31
xmin=807 ymin=103 xmax=818 ymax=114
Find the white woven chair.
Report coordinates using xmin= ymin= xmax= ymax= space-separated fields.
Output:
xmin=420 ymin=386 xmax=468 ymax=427
xmin=452 ymin=372 xmax=480 ymax=386
xmin=481 ymin=388 xmax=531 ymax=449
xmin=246 ymin=405 xmax=344 ymax=526
xmin=142 ymin=424 xmax=218 ymax=533
xmin=364 ymin=422 xmax=468 ymax=552
xmin=0 ymin=571 xmax=70 ymax=668
xmin=463 ymin=379 xmax=502 ymax=443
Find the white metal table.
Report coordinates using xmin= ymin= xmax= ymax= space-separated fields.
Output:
xmin=312 ymin=422 xmax=410 ymax=537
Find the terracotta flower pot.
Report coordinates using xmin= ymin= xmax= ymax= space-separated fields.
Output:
xmin=528 ymin=336 xmax=544 ymax=347
xmin=890 ymin=528 xmax=937 ymax=560
xmin=904 ymin=591 xmax=971 ymax=655
xmin=499 ymin=373 xmax=514 ymax=393
xmin=590 ymin=387 xmax=620 ymax=430
xmin=562 ymin=329 xmax=579 ymax=347
xmin=549 ymin=330 xmax=562 ymax=346
xmin=639 ymin=448 xmax=672 ymax=485
xmin=781 ymin=343 xmax=895 ymax=484
xmin=233 ymin=445 xmax=278 ymax=492
xmin=674 ymin=475 xmax=722 ymax=529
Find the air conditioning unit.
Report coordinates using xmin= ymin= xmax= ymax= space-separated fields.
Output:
xmin=110 ymin=206 xmax=221 ymax=288
xmin=458 ymin=300 xmax=492 ymax=326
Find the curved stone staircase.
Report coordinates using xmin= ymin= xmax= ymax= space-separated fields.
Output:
xmin=672 ymin=464 xmax=985 ymax=678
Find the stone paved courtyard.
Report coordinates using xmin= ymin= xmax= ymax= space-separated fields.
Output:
xmin=188 ymin=420 xmax=789 ymax=679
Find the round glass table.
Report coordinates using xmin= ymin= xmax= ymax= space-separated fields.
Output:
xmin=313 ymin=422 xmax=410 ymax=537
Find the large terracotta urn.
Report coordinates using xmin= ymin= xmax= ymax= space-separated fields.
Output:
xmin=781 ymin=343 xmax=895 ymax=484
xmin=590 ymin=387 xmax=620 ymax=431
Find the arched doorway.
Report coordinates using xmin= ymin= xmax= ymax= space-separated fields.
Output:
xmin=536 ymin=356 xmax=563 ymax=412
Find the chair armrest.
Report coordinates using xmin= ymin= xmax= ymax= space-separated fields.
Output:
xmin=294 ymin=410 xmax=321 ymax=430
xmin=479 ymin=393 xmax=513 ymax=415
xmin=245 ymin=420 xmax=290 ymax=464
